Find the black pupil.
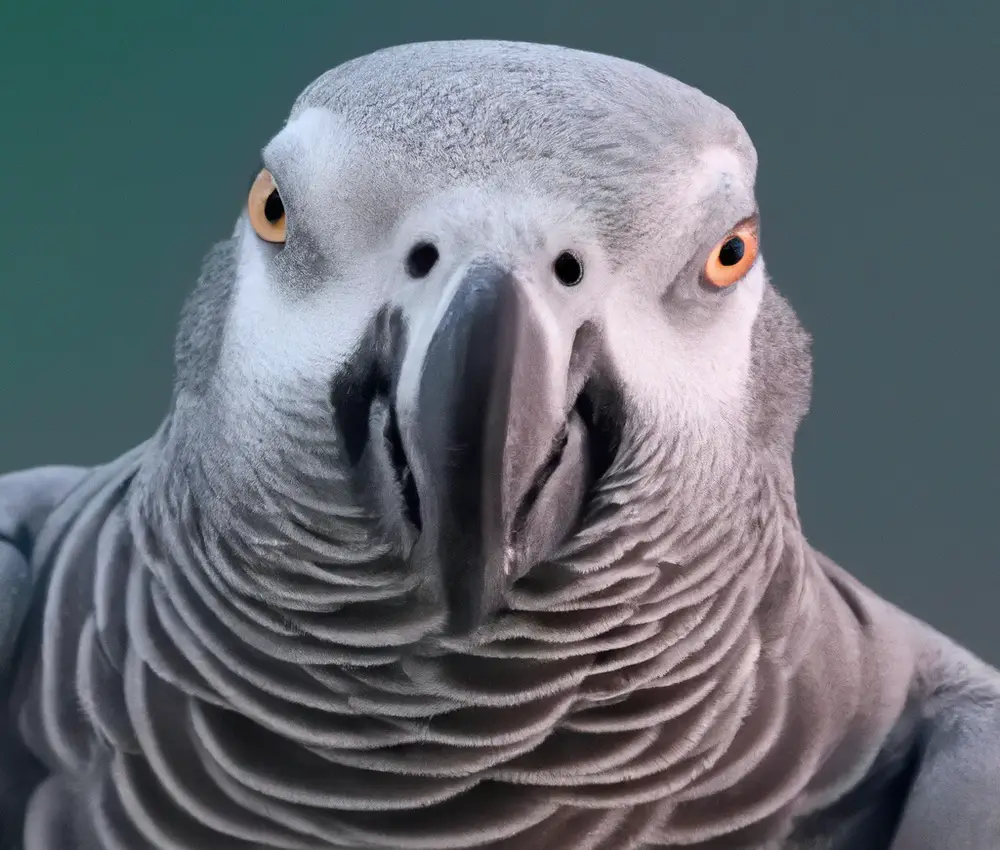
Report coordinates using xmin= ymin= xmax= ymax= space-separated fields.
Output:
xmin=718 ymin=236 xmax=745 ymax=267
xmin=264 ymin=189 xmax=284 ymax=224
xmin=553 ymin=251 xmax=583 ymax=286
xmin=406 ymin=242 xmax=439 ymax=278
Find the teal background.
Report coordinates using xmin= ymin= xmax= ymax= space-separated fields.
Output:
xmin=1 ymin=4 xmax=997 ymax=659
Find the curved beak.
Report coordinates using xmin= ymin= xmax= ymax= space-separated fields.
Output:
xmin=393 ymin=262 xmax=592 ymax=633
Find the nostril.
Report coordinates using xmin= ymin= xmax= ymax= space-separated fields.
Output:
xmin=553 ymin=250 xmax=584 ymax=286
xmin=405 ymin=242 xmax=440 ymax=279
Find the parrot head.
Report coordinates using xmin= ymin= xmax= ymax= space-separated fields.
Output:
xmin=148 ymin=41 xmax=812 ymax=640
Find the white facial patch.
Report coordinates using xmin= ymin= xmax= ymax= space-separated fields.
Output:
xmin=603 ymin=144 xmax=762 ymax=442
xmin=219 ymin=229 xmax=358 ymax=388
xmin=605 ymin=260 xmax=766 ymax=444
xmin=215 ymin=108 xmax=386 ymax=410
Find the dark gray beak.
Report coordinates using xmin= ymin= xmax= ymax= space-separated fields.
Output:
xmin=394 ymin=262 xmax=594 ymax=633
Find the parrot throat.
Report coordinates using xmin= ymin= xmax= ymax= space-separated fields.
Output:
xmin=10 ymin=436 xmax=915 ymax=850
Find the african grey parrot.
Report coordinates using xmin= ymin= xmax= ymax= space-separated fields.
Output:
xmin=1 ymin=40 xmax=997 ymax=850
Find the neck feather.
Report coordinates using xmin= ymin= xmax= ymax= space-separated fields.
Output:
xmin=102 ymin=423 xmax=914 ymax=847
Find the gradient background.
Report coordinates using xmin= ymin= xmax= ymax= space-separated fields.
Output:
xmin=1 ymin=4 xmax=997 ymax=661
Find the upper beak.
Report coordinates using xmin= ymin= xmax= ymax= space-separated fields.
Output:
xmin=392 ymin=261 xmax=593 ymax=633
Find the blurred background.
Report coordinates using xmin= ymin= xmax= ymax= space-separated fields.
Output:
xmin=1 ymin=3 xmax=997 ymax=660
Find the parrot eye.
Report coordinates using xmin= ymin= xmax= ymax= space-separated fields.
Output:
xmin=703 ymin=223 xmax=758 ymax=289
xmin=248 ymin=168 xmax=287 ymax=244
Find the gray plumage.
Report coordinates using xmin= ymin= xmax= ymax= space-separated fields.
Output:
xmin=1 ymin=40 xmax=998 ymax=850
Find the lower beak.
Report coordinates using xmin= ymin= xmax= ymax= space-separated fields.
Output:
xmin=394 ymin=262 xmax=592 ymax=633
